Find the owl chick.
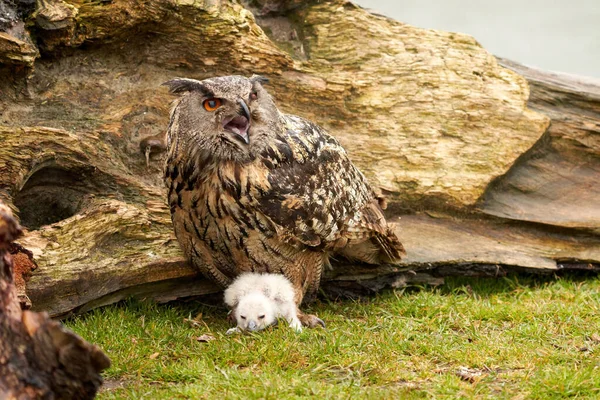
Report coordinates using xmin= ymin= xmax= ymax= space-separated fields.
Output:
xmin=163 ymin=75 xmax=405 ymax=328
xmin=224 ymin=272 xmax=302 ymax=334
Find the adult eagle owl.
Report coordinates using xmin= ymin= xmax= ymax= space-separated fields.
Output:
xmin=163 ymin=75 xmax=405 ymax=327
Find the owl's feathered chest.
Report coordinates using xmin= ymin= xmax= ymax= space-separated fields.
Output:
xmin=167 ymin=155 xmax=274 ymax=235
xmin=165 ymin=152 xmax=284 ymax=280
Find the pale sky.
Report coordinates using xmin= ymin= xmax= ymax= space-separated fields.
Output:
xmin=354 ymin=0 xmax=600 ymax=78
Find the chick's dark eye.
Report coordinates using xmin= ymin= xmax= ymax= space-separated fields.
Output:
xmin=240 ymin=315 xmax=246 ymax=320
xmin=203 ymin=98 xmax=222 ymax=111
xmin=258 ymin=315 xmax=265 ymax=319
xmin=250 ymin=92 xmax=257 ymax=101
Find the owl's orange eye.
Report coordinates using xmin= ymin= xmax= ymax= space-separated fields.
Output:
xmin=203 ymin=98 xmax=222 ymax=111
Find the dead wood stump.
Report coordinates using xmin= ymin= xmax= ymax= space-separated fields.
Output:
xmin=0 ymin=201 xmax=110 ymax=400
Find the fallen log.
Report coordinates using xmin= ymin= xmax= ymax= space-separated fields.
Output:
xmin=0 ymin=201 xmax=110 ymax=399
xmin=0 ymin=0 xmax=597 ymax=317
xmin=481 ymin=58 xmax=600 ymax=231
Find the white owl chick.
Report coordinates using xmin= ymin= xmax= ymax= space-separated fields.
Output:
xmin=224 ymin=272 xmax=303 ymax=334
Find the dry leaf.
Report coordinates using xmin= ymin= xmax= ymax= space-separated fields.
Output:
xmin=184 ymin=316 xmax=208 ymax=329
xmin=184 ymin=318 xmax=202 ymax=328
xmin=149 ymin=352 xmax=160 ymax=360
xmin=195 ymin=334 xmax=216 ymax=343
xmin=455 ymin=367 xmax=484 ymax=383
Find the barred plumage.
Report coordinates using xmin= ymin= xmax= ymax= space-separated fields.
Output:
xmin=163 ymin=75 xmax=405 ymax=327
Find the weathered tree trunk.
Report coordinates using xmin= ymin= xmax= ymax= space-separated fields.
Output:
xmin=482 ymin=58 xmax=600 ymax=231
xmin=0 ymin=201 xmax=110 ymax=399
xmin=0 ymin=0 xmax=598 ymax=317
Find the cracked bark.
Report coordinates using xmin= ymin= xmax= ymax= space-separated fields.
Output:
xmin=0 ymin=201 xmax=110 ymax=399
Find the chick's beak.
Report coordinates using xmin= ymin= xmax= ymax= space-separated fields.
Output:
xmin=247 ymin=320 xmax=257 ymax=331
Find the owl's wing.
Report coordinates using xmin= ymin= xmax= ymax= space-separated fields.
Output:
xmin=257 ymin=115 xmax=403 ymax=262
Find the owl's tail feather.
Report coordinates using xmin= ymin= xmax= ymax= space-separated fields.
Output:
xmin=374 ymin=227 xmax=406 ymax=264
xmin=334 ymin=228 xmax=405 ymax=266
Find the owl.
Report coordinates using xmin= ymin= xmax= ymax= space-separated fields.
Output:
xmin=163 ymin=75 xmax=405 ymax=328
xmin=224 ymin=272 xmax=302 ymax=334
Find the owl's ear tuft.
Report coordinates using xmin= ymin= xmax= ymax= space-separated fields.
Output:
xmin=162 ymin=78 xmax=210 ymax=95
xmin=250 ymin=75 xmax=269 ymax=86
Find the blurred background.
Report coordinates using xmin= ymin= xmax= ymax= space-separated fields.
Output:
xmin=354 ymin=0 xmax=600 ymax=78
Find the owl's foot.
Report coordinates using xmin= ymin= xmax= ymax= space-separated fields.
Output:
xmin=298 ymin=312 xmax=326 ymax=329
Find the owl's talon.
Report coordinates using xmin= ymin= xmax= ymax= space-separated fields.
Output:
xmin=299 ymin=313 xmax=326 ymax=329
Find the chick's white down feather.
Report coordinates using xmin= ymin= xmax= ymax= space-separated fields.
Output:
xmin=224 ymin=273 xmax=302 ymax=332
xmin=224 ymin=272 xmax=295 ymax=306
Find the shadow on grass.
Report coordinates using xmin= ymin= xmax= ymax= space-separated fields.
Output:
xmin=438 ymin=270 xmax=598 ymax=296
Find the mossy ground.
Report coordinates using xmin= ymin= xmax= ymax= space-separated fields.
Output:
xmin=66 ymin=274 xmax=600 ymax=399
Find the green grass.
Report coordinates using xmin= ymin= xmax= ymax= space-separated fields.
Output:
xmin=65 ymin=274 xmax=600 ymax=399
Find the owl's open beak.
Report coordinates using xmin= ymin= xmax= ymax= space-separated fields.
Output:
xmin=222 ymin=99 xmax=251 ymax=144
